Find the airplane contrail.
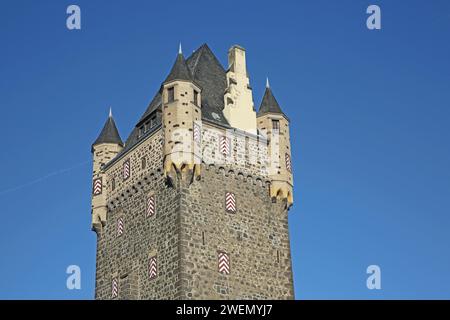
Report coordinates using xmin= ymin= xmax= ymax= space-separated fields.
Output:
xmin=0 ymin=160 xmax=90 ymax=196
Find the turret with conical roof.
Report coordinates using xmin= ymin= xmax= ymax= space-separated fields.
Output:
xmin=91 ymin=108 xmax=124 ymax=232
xmin=257 ymin=80 xmax=293 ymax=206
xmin=163 ymin=44 xmax=194 ymax=84
xmin=161 ymin=45 xmax=202 ymax=183
xmin=92 ymin=108 xmax=124 ymax=151
xmin=258 ymin=78 xmax=288 ymax=119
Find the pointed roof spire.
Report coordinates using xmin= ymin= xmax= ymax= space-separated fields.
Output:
xmin=92 ymin=109 xmax=124 ymax=152
xmin=163 ymin=44 xmax=193 ymax=83
xmin=258 ymin=80 xmax=287 ymax=119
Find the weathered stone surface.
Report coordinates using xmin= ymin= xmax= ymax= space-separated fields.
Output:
xmin=93 ymin=127 xmax=294 ymax=299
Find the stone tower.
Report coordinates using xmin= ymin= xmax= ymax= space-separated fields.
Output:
xmin=91 ymin=44 xmax=295 ymax=300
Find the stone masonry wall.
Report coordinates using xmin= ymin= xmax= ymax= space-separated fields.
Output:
xmin=179 ymin=165 xmax=294 ymax=299
xmin=201 ymin=123 xmax=269 ymax=177
xmin=94 ymin=123 xmax=294 ymax=299
xmin=95 ymin=128 xmax=183 ymax=299
xmin=95 ymin=171 xmax=182 ymax=299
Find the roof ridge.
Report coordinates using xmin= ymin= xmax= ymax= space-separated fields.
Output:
xmin=188 ymin=44 xmax=206 ymax=74
xmin=187 ymin=43 xmax=225 ymax=76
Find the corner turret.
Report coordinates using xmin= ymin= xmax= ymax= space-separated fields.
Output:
xmin=162 ymin=45 xmax=202 ymax=184
xmin=257 ymin=80 xmax=293 ymax=207
xmin=91 ymin=108 xmax=123 ymax=232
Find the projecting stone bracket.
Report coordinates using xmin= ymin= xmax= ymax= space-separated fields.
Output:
xmin=163 ymin=158 xmax=201 ymax=188
xmin=91 ymin=206 xmax=107 ymax=234
xmin=270 ymin=182 xmax=294 ymax=210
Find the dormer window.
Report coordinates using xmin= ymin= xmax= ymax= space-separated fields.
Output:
xmin=193 ymin=90 xmax=199 ymax=106
xmin=168 ymin=87 xmax=175 ymax=103
xmin=150 ymin=116 xmax=156 ymax=128
xmin=138 ymin=114 xmax=158 ymax=139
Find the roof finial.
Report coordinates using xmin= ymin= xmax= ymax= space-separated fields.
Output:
xmin=178 ymin=42 xmax=182 ymax=55
xmin=109 ymin=107 xmax=112 ymax=118
xmin=266 ymin=77 xmax=270 ymax=89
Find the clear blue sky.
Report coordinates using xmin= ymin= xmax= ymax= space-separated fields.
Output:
xmin=0 ymin=0 xmax=449 ymax=299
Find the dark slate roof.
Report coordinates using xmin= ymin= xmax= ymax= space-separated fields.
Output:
xmin=186 ymin=44 xmax=229 ymax=126
xmin=105 ymin=43 xmax=231 ymax=167
xmin=163 ymin=53 xmax=193 ymax=83
xmin=117 ymin=92 xmax=162 ymax=156
xmin=138 ymin=91 xmax=162 ymax=125
xmin=257 ymin=86 xmax=287 ymax=119
xmin=92 ymin=115 xmax=123 ymax=151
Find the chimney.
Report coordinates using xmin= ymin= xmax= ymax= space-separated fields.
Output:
xmin=223 ymin=45 xmax=257 ymax=134
xmin=228 ymin=45 xmax=247 ymax=75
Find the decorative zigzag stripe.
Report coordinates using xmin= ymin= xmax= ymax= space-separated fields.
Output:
xmin=123 ymin=159 xmax=131 ymax=180
xmin=93 ymin=178 xmax=102 ymax=195
xmin=225 ymin=192 xmax=236 ymax=213
xmin=220 ymin=136 xmax=230 ymax=156
xmin=147 ymin=195 xmax=155 ymax=217
xmin=285 ymin=153 xmax=292 ymax=173
xmin=117 ymin=217 xmax=124 ymax=236
xmin=111 ymin=278 xmax=118 ymax=298
xmin=149 ymin=256 xmax=157 ymax=279
xmin=193 ymin=123 xmax=201 ymax=144
xmin=218 ymin=251 xmax=230 ymax=275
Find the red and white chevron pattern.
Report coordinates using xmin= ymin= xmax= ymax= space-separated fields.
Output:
xmin=146 ymin=195 xmax=155 ymax=217
xmin=149 ymin=256 xmax=157 ymax=279
xmin=225 ymin=192 xmax=236 ymax=213
xmin=117 ymin=217 xmax=124 ymax=236
xmin=93 ymin=178 xmax=102 ymax=195
xmin=220 ymin=136 xmax=230 ymax=156
xmin=193 ymin=123 xmax=201 ymax=143
xmin=218 ymin=251 xmax=230 ymax=275
xmin=285 ymin=153 xmax=292 ymax=173
xmin=123 ymin=159 xmax=130 ymax=180
xmin=111 ymin=278 xmax=118 ymax=298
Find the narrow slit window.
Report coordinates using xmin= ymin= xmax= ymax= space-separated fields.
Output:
xmin=193 ymin=90 xmax=199 ymax=106
xmin=272 ymin=119 xmax=280 ymax=130
xmin=168 ymin=87 xmax=175 ymax=103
